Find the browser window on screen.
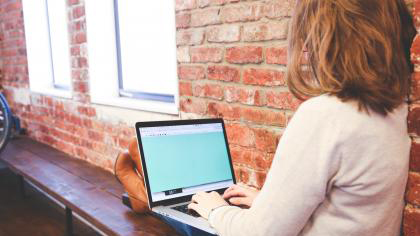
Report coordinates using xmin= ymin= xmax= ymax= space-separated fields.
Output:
xmin=139 ymin=123 xmax=234 ymax=201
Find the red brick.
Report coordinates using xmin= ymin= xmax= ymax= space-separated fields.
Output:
xmin=243 ymin=68 xmax=285 ymax=86
xmin=198 ymin=0 xmax=222 ymax=7
xmin=225 ymin=123 xmax=255 ymax=147
xmin=72 ymin=32 xmax=86 ymax=44
xmin=118 ymin=137 xmax=130 ymax=149
xmin=92 ymin=141 xmax=108 ymax=153
xmin=76 ymin=57 xmax=88 ymax=68
xmin=176 ymin=28 xmax=205 ymax=46
xmin=80 ymin=139 xmax=93 ymax=149
xmin=64 ymin=123 xmax=78 ymax=134
xmin=254 ymin=171 xmax=267 ymax=189
xmin=72 ymin=6 xmax=85 ymax=19
xmin=411 ymin=35 xmax=420 ymax=64
xmin=411 ymin=72 xmax=420 ymax=102
xmin=86 ymin=108 xmax=96 ymax=117
xmin=262 ymin=0 xmax=292 ymax=18
xmin=233 ymin=166 xmax=250 ymax=183
xmin=73 ymin=81 xmax=88 ymax=93
xmin=403 ymin=204 xmax=420 ymax=236
xmin=88 ymin=131 xmax=105 ymax=144
xmin=243 ymin=21 xmax=289 ymax=42
xmin=176 ymin=0 xmax=197 ymax=11
xmin=55 ymin=141 xmax=74 ymax=155
xmin=177 ymin=47 xmax=190 ymax=63
xmin=266 ymin=47 xmax=287 ymax=65
xmin=408 ymin=105 xmax=420 ymax=136
xmin=198 ymin=0 xmax=239 ymax=7
xmin=241 ymin=107 xmax=286 ymax=126
xmin=190 ymin=47 xmax=224 ymax=63
xmin=253 ymin=128 xmax=280 ymax=153
xmin=5 ymin=2 xmax=22 ymax=12
xmin=232 ymin=147 xmax=268 ymax=171
xmin=178 ymin=65 xmax=206 ymax=80
xmin=77 ymin=105 xmax=96 ymax=117
xmin=207 ymin=25 xmax=241 ymax=43
xmin=68 ymin=0 xmax=80 ymax=5
xmin=72 ymin=20 xmax=86 ymax=31
xmin=220 ymin=3 xmax=262 ymax=23
xmin=73 ymin=93 xmax=90 ymax=103
xmin=254 ymin=152 xmax=274 ymax=170
xmin=208 ymin=65 xmax=240 ymax=82
xmin=120 ymin=126 xmax=135 ymax=137
xmin=71 ymin=46 xmax=80 ymax=56
xmin=230 ymin=146 xmax=253 ymax=166
xmin=207 ymin=102 xmax=241 ymax=120
xmin=191 ymin=8 xmax=221 ymax=27
xmin=226 ymin=46 xmax=263 ymax=64
xmin=193 ymin=83 xmax=224 ymax=100
xmin=266 ymin=91 xmax=301 ymax=110
xmin=406 ymin=172 xmax=420 ymax=206
xmin=180 ymin=98 xmax=207 ymax=114
xmin=176 ymin=12 xmax=191 ymax=29
xmin=91 ymin=120 xmax=106 ymax=132
xmin=75 ymin=147 xmax=87 ymax=159
xmin=410 ymin=141 xmax=420 ymax=172
xmin=179 ymin=81 xmax=193 ymax=96
xmin=414 ymin=0 xmax=420 ymax=27
xmin=225 ymin=86 xmax=264 ymax=106
xmin=38 ymin=133 xmax=57 ymax=146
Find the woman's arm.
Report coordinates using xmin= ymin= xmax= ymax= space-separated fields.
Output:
xmin=191 ymin=100 xmax=343 ymax=236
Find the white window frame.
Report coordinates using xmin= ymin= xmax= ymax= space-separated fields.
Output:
xmin=22 ymin=0 xmax=72 ymax=98
xmin=85 ymin=0 xmax=179 ymax=115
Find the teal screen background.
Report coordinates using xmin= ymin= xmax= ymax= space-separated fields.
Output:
xmin=142 ymin=131 xmax=233 ymax=193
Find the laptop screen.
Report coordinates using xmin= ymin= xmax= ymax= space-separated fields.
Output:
xmin=139 ymin=122 xmax=234 ymax=202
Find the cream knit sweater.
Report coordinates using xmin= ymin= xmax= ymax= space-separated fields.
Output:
xmin=209 ymin=95 xmax=410 ymax=236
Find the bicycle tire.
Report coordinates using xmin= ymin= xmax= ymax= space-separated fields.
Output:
xmin=0 ymin=93 xmax=13 ymax=154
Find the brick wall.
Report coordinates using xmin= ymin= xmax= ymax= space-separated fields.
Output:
xmin=0 ymin=0 xmax=419 ymax=234
xmin=406 ymin=0 xmax=420 ymax=234
xmin=177 ymin=0 xmax=295 ymax=188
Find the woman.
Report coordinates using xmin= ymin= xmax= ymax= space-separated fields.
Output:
xmin=116 ymin=0 xmax=416 ymax=235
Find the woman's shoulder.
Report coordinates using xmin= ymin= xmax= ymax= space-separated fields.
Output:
xmin=294 ymin=94 xmax=358 ymax=125
xmin=298 ymin=94 xmax=407 ymax=120
xmin=295 ymin=94 xmax=408 ymax=136
xmin=298 ymin=94 xmax=352 ymax=113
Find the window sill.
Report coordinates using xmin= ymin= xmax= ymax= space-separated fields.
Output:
xmin=91 ymin=95 xmax=179 ymax=115
xmin=31 ymin=87 xmax=72 ymax=99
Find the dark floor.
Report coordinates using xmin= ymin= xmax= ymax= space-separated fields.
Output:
xmin=0 ymin=163 xmax=100 ymax=236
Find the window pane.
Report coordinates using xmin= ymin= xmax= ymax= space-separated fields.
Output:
xmin=46 ymin=0 xmax=72 ymax=89
xmin=22 ymin=0 xmax=54 ymax=91
xmin=117 ymin=1 xmax=177 ymax=96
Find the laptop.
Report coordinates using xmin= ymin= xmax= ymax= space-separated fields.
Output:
xmin=135 ymin=118 xmax=236 ymax=234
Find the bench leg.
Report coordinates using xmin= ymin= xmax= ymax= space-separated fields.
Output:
xmin=17 ymin=175 xmax=26 ymax=198
xmin=66 ymin=206 xmax=74 ymax=236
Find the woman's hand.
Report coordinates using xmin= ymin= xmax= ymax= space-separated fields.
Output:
xmin=223 ymin=184 xmax=259 ymax=208
xmin=188 ymin=191 xmax=229 ymax=219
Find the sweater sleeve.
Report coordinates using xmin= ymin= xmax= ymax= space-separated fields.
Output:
xmin=209 ymin=101 xmax=343 ymax=236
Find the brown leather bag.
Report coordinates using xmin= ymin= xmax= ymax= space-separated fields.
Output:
xmin=114 ymin=137 xmax=149 ymax=213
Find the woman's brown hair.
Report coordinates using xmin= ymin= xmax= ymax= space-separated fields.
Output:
xmin=286 ymin=0 xmax=417 ymax=115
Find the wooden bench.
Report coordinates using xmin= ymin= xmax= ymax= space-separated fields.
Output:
xmin=0 ymin=136 xmax=177 ymax=236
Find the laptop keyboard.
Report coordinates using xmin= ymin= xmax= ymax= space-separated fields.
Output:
xmin=172 ymin=203 xmax=200 ymax=217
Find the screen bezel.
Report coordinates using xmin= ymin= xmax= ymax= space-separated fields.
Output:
xmin=135 ymin=118 xmax=237 ymax=208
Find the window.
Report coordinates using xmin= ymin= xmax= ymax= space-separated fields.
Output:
xmin=85 ymin=0 xmax=179 ymax=114
xmin=22 ymin=0 xmax=72 ymax=98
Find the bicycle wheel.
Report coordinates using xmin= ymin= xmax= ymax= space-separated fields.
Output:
xmin=0 ymin=93 xmax=12 ymax=154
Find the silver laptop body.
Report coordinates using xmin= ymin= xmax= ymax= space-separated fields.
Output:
xmin=135 ymin=119 xmax=236 ymax=234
